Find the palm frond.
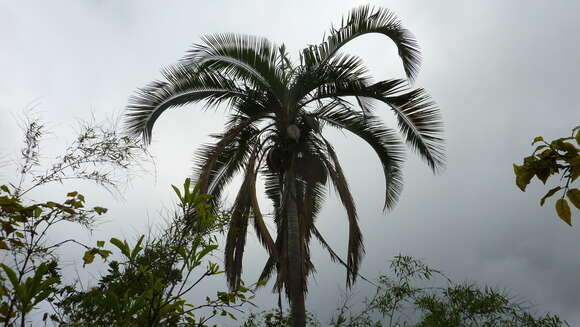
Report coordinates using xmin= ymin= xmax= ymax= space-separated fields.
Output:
xmin=125 ymin=65 xmax=245 ymax=143
xmin=299 ymin=79 xmax=407 ymax=109
xmin=184 ymin=33 xmax=287 ymax=103
xmin=383 ymin=88 xmax=445 ymax=172
xmin=292 ymin=53 xmax=371 ymax=105
xmin=195 ymin=119 xmax=260 ymax=197
xmin=315 ymin=104 xmax=405 ymax=210
xmin=248 ymin=159 xmax=277 ymax=259
xmin=323 ymin=140 xmax=364 ymax=287
xmin=303 ymin=80 xmax=445 ymax=172
xmin=224 ymin=149 xmax=262 ymax=289
xmin=302 ymin=5 xmax=421 ymax=82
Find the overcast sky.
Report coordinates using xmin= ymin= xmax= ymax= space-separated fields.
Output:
xmin=1 ymin=0 xmax=580 ymax=324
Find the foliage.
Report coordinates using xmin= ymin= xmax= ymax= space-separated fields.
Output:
xmin=0 ymin=185 xmax=108 ymax=326
xmin=1 ymin=112 xmax=257 ymax=326
xmin=241 ymin=309 xmax=319 ymax=327
xmin=53 ymin=179 xmax=254 ymax=327
xmin=243 ymin=256 xmax=567 ymax=327
xmin=124 ymin=6 xmax=445 ymax=325
xmin=1 ymin=116 xmax=148 ymax=326
xmin=330 ymin=255 xmax=566 ymax=327
xmin=10 ymin=116 xmax=150 ymax=199
xmin=514 ymin=126 xmax=579 ymax=225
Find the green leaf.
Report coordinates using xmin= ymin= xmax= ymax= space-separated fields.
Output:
xmin=531 ymin=136 xmax=544 ymax=145
xmin=2 ymin=222 xmax=16 ymax=235
xmin=513 ymin=164 xmax=534 ymax=191
xmin=83 ymin=250 xmax=96 ymax=266
xmin=131 ymin=235 xmax=145 ymax=259
xmin=571 ymin=165 xmax=579 ymax=182
xmin=535 ymin=168 xmax=551 ymax=184
xmin=575 ymin=128 xmax=580 ymax=145
xmin=93 ymin=207 xmax=108 ymax=215
xmin=33 ymin=206 xmax=42 ymax=218
xmin=184 ymin=178 xmax=191 ymax=203
xmin=256 ymin=279 xmax=268 ymax=286
xmin=171 ymin=185 xmax=182 ymax=201
xmin=567 ymin=189 xmax=580 ymax=209
xmin=66 ymin=191 xmax=78 ymax=197
xmin=555 ymin=199 xmax=572 ymax=226
xmin=540 ymin=187 xmax=561 ymax=206
xmin=110 ymin=238 xmax=131 ymax=258
xmin=96 ymin=240 xmax=105 ymax=248
xmin=196 ymin=244 xmax=218 ymax=261
xmin=1 ymin=264 xmax=19 ymax=290
xmin=0 ymin=185 xmax=9 ymax=194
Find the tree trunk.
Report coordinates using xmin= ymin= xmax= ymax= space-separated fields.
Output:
xmin=285 ymin=167 xmax=306 ymax=327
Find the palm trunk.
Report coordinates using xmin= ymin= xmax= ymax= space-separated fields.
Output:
xmin=285 ymin=166 xmax=306 ymax=327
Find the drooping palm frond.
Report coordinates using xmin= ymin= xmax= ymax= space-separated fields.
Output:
xmin=322 ymin=141 xmax=363 ymax=287
xmin=126 ymin=65 xmax=246 ymax=143
xmin=298 ymin=78 xmax=407 ymax=109
xmin=248 ymin=168 xmax=277 ymax=260
xmin=183 ymin=33 xmax=287 ymax=104
xmin=304 ymin=80 xmax=445 ymax=172
xmin=195 ymin=119 xmax=260 ymax=196
xmin=315 ymin=105 xmax=405 ymax=210
xmin=302 ymin=5 xmax=421 ymax=82
xmin=382 ymin=88 xmax=445 ymax=172
xmin=224 ymin=149 xmax=263 ymax=289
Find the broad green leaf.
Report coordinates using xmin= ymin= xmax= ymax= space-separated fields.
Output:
xmin=97 ymin=249 xmax=112 ymax=259
xmin=256 ymin=279 xmax=268 ymax=286
xmin=83 ymin=250 xmax=96 ymax=266
xmin=66 ymin=191 xmax=78 ymax=197
xmin=535 ymin=168 xmax=551 ymax=184
xmin=567 ymin=189 xmax=580 ymax=209
xmin=513 ymin=164 xmax=534 ymax=191
xmin=96 ymin=240 xmax=105 ymax=247
xmin=540 ymin=186 xmax=561 ymax=206
xmin=571 ymin=164 xmax=579 ymax=182
xmin=0 ymin=185 xmax=9 ymax=194
xmin=531 ymin=136 xmax=544 ymax=145
xmin=555 ymin=199 xmax=572 ymax=226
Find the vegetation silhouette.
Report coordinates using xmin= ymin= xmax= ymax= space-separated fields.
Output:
xmin=124 ymin=5 xmax=445 ymax=326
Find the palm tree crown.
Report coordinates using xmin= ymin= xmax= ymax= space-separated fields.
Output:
xmin=125 ymin=5 xmax=444 ymax=326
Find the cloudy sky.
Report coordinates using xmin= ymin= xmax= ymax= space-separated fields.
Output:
xmin=1 ymin=0 xmax=580 ymax=324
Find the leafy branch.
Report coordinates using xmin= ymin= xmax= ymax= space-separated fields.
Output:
xmin=513 ymin=126 xmax=579 ymax=225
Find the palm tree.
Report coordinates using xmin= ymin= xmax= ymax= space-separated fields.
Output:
xmin=124 ymin=5 xmax=444 ymax=326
